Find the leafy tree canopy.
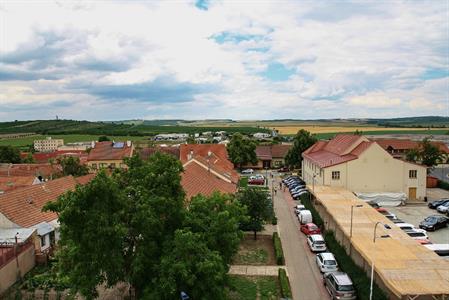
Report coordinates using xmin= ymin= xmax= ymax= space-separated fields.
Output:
xmin=285 ymin=129 xmax=317 ymax=168
xmin=58 ymin=156 xmax=89 ymax=177
xmin=98 ymin=135 xmax=110 ymax=142
xmin=237 ymin=188 xmax=271 ymax=240
xmin=227 ymin=133 xmax=258 ymax=169
xmin=0 ymin=145 xmax=22 ymax=163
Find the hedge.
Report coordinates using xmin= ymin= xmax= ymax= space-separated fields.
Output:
xmin=273 ymin=232 xmax=285 ymax=265
xmin=437 ymin=179 xmax=449 ymax=191
xmin=324 ymin=231 xmax=387 ymax=300
xmin=299 ymin=193 xmax=323 ymax=227
xmin=278 ymin=268 xmax=292 ymax=299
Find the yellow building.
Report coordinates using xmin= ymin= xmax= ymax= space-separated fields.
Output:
xmin=302 ymin=134 xmax=427 ymax=202
xmin=87 ymin=141 xmax=134 ymax=170
xmin=34 ymin=137 xmax=64 ymax=152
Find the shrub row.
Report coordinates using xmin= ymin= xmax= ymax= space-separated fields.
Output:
xmin=299 ymin=193 xmax=323 ymax=227
xmin=272 ymin=232 xmax=284 ymax=265
xmin=323 ymin=231 xmax=388 ymax=300
xmin=437 ymin=179 xmax=449 ymax=191
xmin=278 ymin=268 xmax=292 ymax=299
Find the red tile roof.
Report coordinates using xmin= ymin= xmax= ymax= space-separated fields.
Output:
xmin=0 ymin=176 xmax=36 ymax=193
xmin=373 ymin=139 xmax=449 ymax=154
xmin=0 ymin=175 xmax=93 ymax=228
xmin=303 ymin=135 xmax=372 ymax=168
xmin=181 ymin=161 xmax=237 ymax=200
xmin=87 ymin=141 xmax=133 ymax=161
xmin=138 ymin=146 xmax=180 ymax=161
xmin=0 ymin=164 xmax=62 ymax=178
xmin=271 ymin=144 xmax=292 ymax=158
xmin=256 ymin=146 xmax=272 ymax=160
xmin=21 ymin=150 xmax=88 ymax=164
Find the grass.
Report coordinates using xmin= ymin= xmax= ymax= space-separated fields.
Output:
xmin=227 ymin=276 xmax=279 ymax=300
xmin=235 ymin=249 xmax=268 ymax=265
xmin=313 ymin=129 xmax=449 ymax=140
xmin=239 ymin=177 xmax=248 ymax=188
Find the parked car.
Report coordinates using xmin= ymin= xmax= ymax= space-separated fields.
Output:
xmin=298 ymin=210 xmax=313 ymax=225
xmin=294 ymin=204 xmax=306 ymax=214
xmin=300 ymin=223 xmax=321 ymax=235
xmin=323 ymin=272 xmax=357 ymax=300
xmin=436 ymin=202 xmax=449 ymax=214
xmin=428 ymin=199 xmax=449 ymax=209
xmin=292 ymin=190 xmax=309 ymax=200
xmin=419 ymin=215 xmax=449 ymax=231
xmin=416 ymin=239 xmax=432 ymax=245
xmin=241 ymin=168 xmax=254 ymax=174
xmin=368 ymin=201 xmax=387 ymax=213
xmin=316 ymin=252 xmax=338 ymax=273
xmin=379 ymin=210 xmax=398 ymax=220
xmin=248 ymin=175 xmax=265 ymax=185
xmin=278 ymin=166 xmax=289 ymax=172
xmin=307 ymin=234 xmax=327 ymax=252
xmin=404 ymin=229 xmax=429 ymax=241
xmin=391 ymin=218 xmax=405 ymax=224
xmin=395 ymin=223 xmax=416 ymax=231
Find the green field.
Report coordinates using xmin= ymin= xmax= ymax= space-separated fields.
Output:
xmin=0 ymin=134 xmax=149 ymax=148
xmin=314 ymin=129 xmax=449 ymax=139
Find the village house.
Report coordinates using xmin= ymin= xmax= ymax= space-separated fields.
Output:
xmin=87 ymin=141 xmax=134 ymax=170
xmin=33 ymin=137 xmax=64 ymax=152
xmin=246 ymin=144 xmax=292 ymax=169
xmin=0 ymin=163 xmax=62 ymax=179
xmin=302 ymin=134 xmax=427 ymax=202
xmin=373 ymin=138 xmax=449 ymax=162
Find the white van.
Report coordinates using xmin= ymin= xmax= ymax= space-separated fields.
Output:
xmin=298 ymin=210 xmax=313 ymax=225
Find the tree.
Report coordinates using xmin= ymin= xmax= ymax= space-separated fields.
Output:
xmin=227 ymin=133 xmax=257 ymax=169
xmin=186 ymin=135 xmax=196 ymax=144
xmin=0 ymin=145 xmax=22 ymax=163
xmin=237 ymin=188 xmax=271 ymax=240
xmin=184 ymin=192 xmax=246 ymax=264
xmin=285 ymin=129 xmax=317 ymax=168
xmin=59 ymin=156 xmax=89 ymax=177
xmin=419 ymin=138 xmax=442 ymax=169
xmin=22 ymin=152 xmax=35 ymax=163
xmin=45 ymin=153 xmax=240 ymax=299
xmin=98 ymin=135 xmax=110 ymax=142
xmin=405 ymin=148 xmax=419 ymax=163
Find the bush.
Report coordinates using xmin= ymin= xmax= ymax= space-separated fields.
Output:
xmin=299 ymin=193 xmax=323 ymax=227
xmin=324 ymin=231 xmax=387 ymax=300
xmin=278 ymin=268 xmax=292 ymax=298
xmin=271 ymin=216 xmax=278 ymax=225
xmin=273 ymin=232 xmax=284 ymax=265
xmin=437 ymin=180 xmax=449 ymax=191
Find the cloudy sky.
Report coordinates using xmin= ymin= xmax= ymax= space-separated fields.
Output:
xmin=0 ymin=0 xmax=448 ymax=121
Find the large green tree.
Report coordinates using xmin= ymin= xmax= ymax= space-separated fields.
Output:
xmin=285 ymin=129 xmax=317 ymax=168
xmin=419 ymin=138 xmax=442 ymax=168
xmin=227 ymin=133 xmax=258 ymax=169
xmin=45 ymin=153 xmax=242 ymax=299
xmin=237 ymin=188 xmax=271 ymax=240
xmin=59 ymin=156 xmax=89 ymax=177
xmin=0 ymin=145 xmax=22 ymax=163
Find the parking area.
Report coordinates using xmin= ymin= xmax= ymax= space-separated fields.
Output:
xmin=427 ymin=188 xmax=449 ymax=201
xmin=387 ymin=205 xmax=449 ymax=244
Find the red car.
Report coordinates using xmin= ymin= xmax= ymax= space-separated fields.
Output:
xmin=300 ymin=223 xmax=321 ymax=235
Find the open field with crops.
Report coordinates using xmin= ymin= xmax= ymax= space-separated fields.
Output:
xmin=270 ymin=126 xmax=448 ymax=135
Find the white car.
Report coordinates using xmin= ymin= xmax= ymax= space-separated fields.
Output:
xmin=404 ymin=229 xmax=429 ymax=240
xmin=294 ymin=204 xmax=306 ymax=214
xmin=241 ymin=169 xmax=254 ymax=174
xmin=395 ymin=223 xmax=416 ymax=231
xmin=316 ymin=252 xmax=338 ymax=273
xmin=307 ymin=234 xmax=327 ymax=252
xmin=254 ymin=174 xmax=265 ymax=180
xmin=437 ymin=202 xmax=449 ymax=213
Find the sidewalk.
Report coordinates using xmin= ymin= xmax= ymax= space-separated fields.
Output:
xmin=229 ymin=265 xmax=286 ymax=276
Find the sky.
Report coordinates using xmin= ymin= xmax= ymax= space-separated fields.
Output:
xmin=0 ymin=0 xmax=448 ymax=121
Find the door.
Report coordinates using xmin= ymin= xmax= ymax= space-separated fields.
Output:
xmin=408 ymin=187 xmax=417 ymax=201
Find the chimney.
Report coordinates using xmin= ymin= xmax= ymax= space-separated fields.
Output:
xmin=187 ymin=150 xmax=193 ymax=161
xmin=207 ymin=150 xmax=212 ymax=157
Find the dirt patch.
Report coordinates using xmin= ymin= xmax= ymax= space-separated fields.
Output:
xmin=233 ymin=234 xmax=277 ymax=266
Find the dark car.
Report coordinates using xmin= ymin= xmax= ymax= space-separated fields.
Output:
xmin=428 ymin=199 xmax=449 ymax=209
xmin=419 ymin=215 xmax=449 ymax=231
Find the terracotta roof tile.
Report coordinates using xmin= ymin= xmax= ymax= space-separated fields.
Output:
xmin=373 ymin=139 xmax=449 ymax=154
xmin=138 ymin=146 xmax=180 ymax=161
xmin=271 ymin=144 xmax=292 ymax=158
xmin=0 ymin=164 xmax=62 ymax=178
xmin=0 ymin=176 xmax=36 ymax=193
xmin=181 ymin=161 xmax=237 ymax=200
xmin=255 ymin=146 xmax=272 ymax=160
xmin=21 ymin=150 xmax=88 ymax=164
xmin=87 ymin=141 xmax=133 ymax=161
xmin=0 ymin=175 xmax=93 ymax=228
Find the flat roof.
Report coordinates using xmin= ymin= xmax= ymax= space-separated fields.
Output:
xmin=313 ymin=185 xmax=449 ymax=297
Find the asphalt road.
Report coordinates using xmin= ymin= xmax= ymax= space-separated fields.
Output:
xmin=271 ymin=174 xmax=330 ymax=300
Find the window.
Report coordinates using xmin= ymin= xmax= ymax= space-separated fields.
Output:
xmin=332 ymin=171 xmax=340 ymax=180
xmin=41 ymin=235 xmax=47 ymax=247
xmin=409 ymin=170 xmax=417 ymax=179
xmin=91 ymin=163 xmax=97 ymax=169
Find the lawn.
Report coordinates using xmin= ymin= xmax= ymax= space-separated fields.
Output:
xmin=239 ymin=177 xmax=248 ymax=188
xmin=0 ymin=134 xmax=150 ymax=148
xmin=233 ymin=235 xmax=277 ymax=265
xmin=227 ymin=276 xmax=279 ymax=300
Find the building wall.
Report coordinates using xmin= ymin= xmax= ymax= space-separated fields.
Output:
xmin=272 ymin=158 xmax=285 ymax=167
xmin=34 ymin=139 xmax=64 ymax=152
xmin=0 ymin=213 xmax=17 ymax=228
xmin=304 ymin=144 xmax=426 ymax=201
xmin=0 ymin=243 xmax=35 ymax=294
xmin=87 ymin=159 xmax=127 ymax=170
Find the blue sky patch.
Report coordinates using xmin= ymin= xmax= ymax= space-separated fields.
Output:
xmin=261 ymin=62 xmax=295 ymax=81
xmin=195 ymin=0 xmax=209 ymax=10
xmin=421 ymin=68 xmax=448 ymax=80
xmin=212 ymin=32 xmax=263 ymax=44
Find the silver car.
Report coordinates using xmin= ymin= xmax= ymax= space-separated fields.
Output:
xmin=323 ymin=272 xmax=357 ymax=300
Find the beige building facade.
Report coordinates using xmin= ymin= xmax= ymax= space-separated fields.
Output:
xmin=302 ymin=135 xmax=427 ymax=201
xmin=34 ymin=137 xmax=64 ymax=152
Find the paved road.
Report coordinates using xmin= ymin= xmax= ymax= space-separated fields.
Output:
xmin=271 ymin=174 xmax=330 ymax=300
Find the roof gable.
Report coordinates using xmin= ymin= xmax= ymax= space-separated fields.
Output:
xmin=87 ymin=141 xmax=133 ymax=161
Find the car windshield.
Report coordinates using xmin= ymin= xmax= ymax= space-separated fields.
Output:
xmin=337 ymin=284 xmax=354 ymax=292
xmin=324 ymin=260 xmax=336 ymax=265
xmin=314 ymin=241 xmax=325 ymax=245
xmin=309 ymin=225 xmax=318 ymax=231
xmin=425 ymin=217 xmax=437 ymax=222
xmin=408 ymin=232 xmax=425 ymax=237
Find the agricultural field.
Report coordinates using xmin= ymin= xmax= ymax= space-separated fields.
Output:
xmin=272 ymin=126 xmax=448 ymax=135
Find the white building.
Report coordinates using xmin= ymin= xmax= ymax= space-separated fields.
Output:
xmin=34 ymin=137 xmax=64 ymax=152
xmin=253 ymin=132 xmax=271 ymax=139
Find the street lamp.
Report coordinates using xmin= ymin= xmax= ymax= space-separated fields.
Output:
xmin=349 ymin=204 xmax=363 ymax=255
xmin=369 ymin=222 xmax=391 ymax=300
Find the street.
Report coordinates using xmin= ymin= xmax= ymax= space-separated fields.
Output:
xmin=270 ymin=174 xmax=330 ymax=300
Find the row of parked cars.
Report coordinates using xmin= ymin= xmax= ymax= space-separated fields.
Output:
xmin=428 ymin=198 xmax=449 ymax=215
xmin=282 ymin=176 xmax=309 ymax=200
xmin=285 ymin=176 xmax=357 ymax=300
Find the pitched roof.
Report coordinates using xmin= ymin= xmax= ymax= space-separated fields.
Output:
xmin=256 ymin=146 xmax=272 ymax=160
xmin=0 ymin=176 xmax=37 ymax=193
xmin=22 ymin=150 xmax=88 ymax=164
xmin=373 ymin=138 xmax=449 ymax=154
xmin=0 ymin=175 xmax=93 ymax=228
xmin=138 ymin=146 xmax=180 ymax=161
xmin=87 ymin=141 xmax=133 ymax=161
xmin=303 ymin=134 xmax=373 ymax=168
xmin=271 ymin=144 xmax=292 ymax=158
xmin=181 ymin=161 xmax=237 ymax=200
xmin=0 ymin=163 xmax=62 ymax=178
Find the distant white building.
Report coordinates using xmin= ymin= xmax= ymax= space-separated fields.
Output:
xmin=34 ymin=137 xmax=64 ymax=152
xmin=154 ymin=133 xmax=189 ymax=141
xmin=253 ymin=132 xmax=271 ymax=139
